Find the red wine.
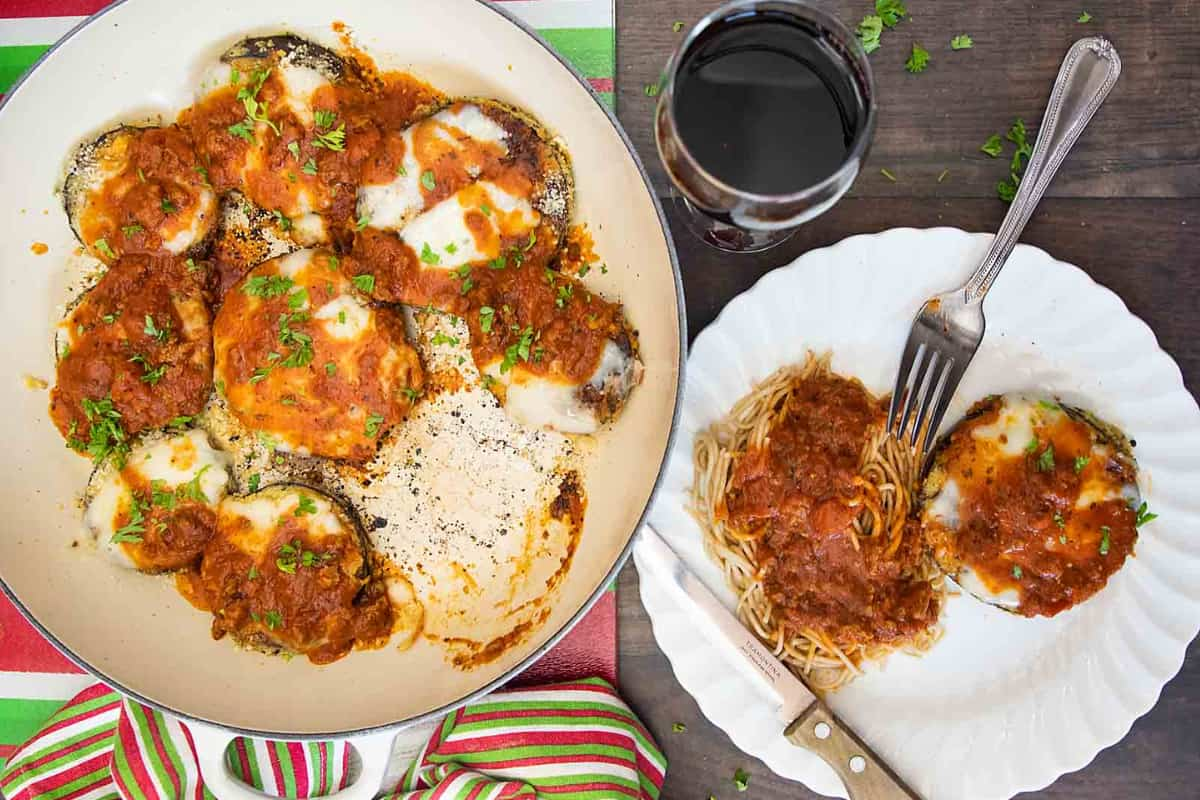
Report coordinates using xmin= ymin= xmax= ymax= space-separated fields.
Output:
xmin=673 ymin=9 xmax=870 ymax=196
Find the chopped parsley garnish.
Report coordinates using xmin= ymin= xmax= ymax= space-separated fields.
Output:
xmin=643 ymin=81 xmax=661 ymax=97
xmin=326 ymin=254 xmax=340 ymax=272
xmin=445 ymin=242 xmax=458 ymax=255
xmin=160 ymin=197 xmax=177 ymax=214
xmin=431 ymin=332 xmax=460 ymax=347
xmin=338 ymin=310 xmax=347 ymax=324
xmin=577 ymin=263 xmax=591 ymax=277
xmin=995 ymin=118 xmax=1034 ymax=202
xmin=314 ymin=109 xmax=337 ymax=129
xmin=195 ymin=165 xmax=210 ymax=185
xmin=294 ymin=495 xmax=318 ymax=516
xmin=287 ymin=288 xmax=308 ymax=311
xmin=352 ymin=273 xmax=375 ymax=293
xmin=364 ymin=413 xmax=386 ymax=438
xmin=672 ymin=722 xmax=687 ymax=732
xmin=479 ymin=306 xmax=495 ymax=333
xmin=182 ymin=465 xmax=211 ymax=504
xmin=1037 ymin=399 xmax=1059 ymax=411
xmin=277 ymin=312 xmax=314 ymax=368
xmin=236 ymin=68 xmax=280 ymax=136
xmin=600 ymin=263 xmax=609 ymax=274
xmin=247 ymin=565 xmax=259 ymax=580
xmin=264 ymin=610 xmax=283 ymax=630
xmin=311 ymin=123 xmax=346 ymax=151
xmin=167 ymin=415 xmax=193 ymax=429
xmin=111 ymin=494 xmax=146 ymax=543
xmin=1025 ymin=437 xmax=1040 ymax=454
xmin=101 ymin=311 xmax=120 ymax=324
xmin=143 ymin=314 xmax=170 ymax=343
xmin=937 ymin=169 xmax=950 ymax=183
xmin=420 ymin=170 xmax=436 ymax=191
xmin=1073 ymin=455 xmax=1090 ymax=473
xmin=247 ymin=473 xmax=261 ymax=493
xmin=1036 ymin=443 xmax=1056 ymax=472
xmin=876 ymin=0 xmax=907 ymax=26
xmin=94 ymin=238 xmax=116 ymax=259
xmin=325 ymin=361 xmax=337 ymax=376
xmin=488 ymin=255 xmax=507 ymax=270
xmin=121 ymin=224 xmax=144 ymax=237
xmin=524 ymin=230 xmax=537 ymax=251
xmin=905 ymin=42 xmax=930 ymax=73
xmin=733 ymin=767 xmax=750 ymax=792
xmin=500 ymin=327 xmax=535 ymax=373
xmin=673 ymin=21 xmax=684 ymax=32
xmin=229 ymin=67 xmax=240 ymax=85
xmin=480 ymin=202 xmax=492 ymax=216
xmin=981 ymin=134 xmax=1004 ymax=157
xmin=1078 ymin=11 xmax=1092 ymax=23
xmin=186 ymin=257 xmax=200 ymax=272
xmin=243 ymin=274 xmax=295 ymax=298
xmin=129 ymin=354 xmax=167 ymax=385
xmin=271 ymin=209 xmax=292 ymax=231
xmin=402 ymin=386 xmax=421 ymax=402
xmin=287 ymin=141 xmax=301 ymax=160
xmin=1134 ymin=501 xmax=1157 ymax=527
xmin=556 ymin=283 xmax=573 ymax=308
xmin=1053 ymin=511 xmax=1066 ymax=529
xmin=1099 ymin=526 xmax=1111 ymax=555
xmin=950 ymin=34 xmax=974 ymax=50
xmin=69 ymin=397 xmax=129 ymax=465
xmin=302 ymin=158 xmax=318 ymax=176
xmin=151 ymin=480 xmax=176 ymax=510
xmin=459 ymin=277 xmax=475 ymax=295
xmin=857 ymin=15 xmax=884 ymax=53
xmin=481 ymin=373 xmax=497 ymax=390
xmin=249 ymin=366 xmax=272 ymax=384
xmin=880 ymin=167 xmax=897 ymax=182
xmin=354 ymin=213 xmax=371 ymax=231
xmin=227 ymin=119 xmax=255 ymax=141
xmin=420 ymin=243 xmax=441 ymax=265
xmin=1011 ymin=564 xmax=1023 ymax=579
xmin=396 ymin=164 xmax=408 ymax=177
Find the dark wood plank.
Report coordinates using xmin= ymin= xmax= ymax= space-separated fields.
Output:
xmin=611 ymin=2 xmax=1200 ymax=796
xmin=615 ymin=0 xmax=1200 ymax=199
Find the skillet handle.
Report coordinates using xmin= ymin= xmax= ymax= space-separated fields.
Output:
xmin=189 ymin=724 xmax=395 ymax=800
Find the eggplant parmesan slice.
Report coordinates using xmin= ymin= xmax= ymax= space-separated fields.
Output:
xmin=921 ymin=394 xmax=1143 ymax=617
xmin=50 ymin=255 xmax=212 ymax=457
xmin=212 ymin=248 xmax=424 ymax=461
xmin=64 ymin=125 xmax=217 ymax=262
xmin=190 ymin=484 xmax=394 ymax=664
xmin=85 ymin=429 xmax=230 ymax=572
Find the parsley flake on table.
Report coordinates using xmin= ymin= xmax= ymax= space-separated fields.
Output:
xmin=673 ymin=21 xmax=684 ymax=32
xmin=875 ymin=0 xmax=907 ymax=26
xmin=880 ymin=167 xmax=897 ymax=182
xmin=643 ymin=81 xmax=661 ymax=97
xmin=905 ymin=42 xmax=930 ymax=73
xmin=733 ymin=767 xmax=750 ymax=792
xmin=951 ymin=34 xmax=974 ymax=50
xmin=671 ymin=722 xmax=687 ymax=733
xmin=1078 ymin=11 xmax=1093 ymax=23
xmin=856 ymin=15 xmax=884 ymax=53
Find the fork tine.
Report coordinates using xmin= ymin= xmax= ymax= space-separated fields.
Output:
xmin=919 ymin=361 xmax=965 ymax=463
xmin=903 ymin=349 xmax=940 ymax=446
xmin=889 ymin=341 xmax=926 ymax=437
xmin=912 ymin=356 xmax=954 ymax=453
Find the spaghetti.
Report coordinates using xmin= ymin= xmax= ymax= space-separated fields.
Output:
xmin=692 ymin=353 xmax=943 ymax=691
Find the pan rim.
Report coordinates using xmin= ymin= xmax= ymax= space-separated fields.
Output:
xmin=0 ymin=0 xmax=686 ymax=739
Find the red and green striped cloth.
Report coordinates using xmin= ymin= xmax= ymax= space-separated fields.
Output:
xmin=0 ymin=0 xmax=615 ymax=106
xmin=0 ymin=678 xmax=665 ymax=800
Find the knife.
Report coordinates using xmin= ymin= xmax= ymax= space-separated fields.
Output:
xmin=635 ymin=524 xmax=922 ymax=800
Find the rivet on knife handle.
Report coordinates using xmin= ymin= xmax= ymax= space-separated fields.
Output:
xmin=785 ymin=701 xmax=922 ymax=800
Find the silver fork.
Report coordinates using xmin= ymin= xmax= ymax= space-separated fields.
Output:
xmin=887 ymin=36 xmax=1122 ymax=458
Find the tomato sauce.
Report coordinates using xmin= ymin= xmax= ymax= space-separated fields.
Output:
xmin=111 ymin=468 xmax=217 ymax=573
xmin=722 ymin=373 xmax=939 ymax=647
xmin=930 ymin=398 xmax=1139 ymax=617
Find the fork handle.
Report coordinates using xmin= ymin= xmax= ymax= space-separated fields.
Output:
xmin=963 ymin=36 xmax=1121 ymax=303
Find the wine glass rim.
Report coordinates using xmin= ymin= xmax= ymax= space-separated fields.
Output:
xmin=657 ymin=0 xmax=878 ymax=209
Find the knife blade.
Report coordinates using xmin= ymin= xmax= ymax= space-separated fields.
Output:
xmin=635 ymin=523 xmax=923 ymax=800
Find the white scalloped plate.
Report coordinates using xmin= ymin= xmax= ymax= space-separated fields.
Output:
xmin=639 ymin=227 xmax=1200 ymax=800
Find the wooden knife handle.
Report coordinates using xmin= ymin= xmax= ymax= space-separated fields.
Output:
xmin=785 ymin=700 xmax=923 ymax=800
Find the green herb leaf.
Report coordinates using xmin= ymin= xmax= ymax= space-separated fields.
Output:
xmin=672 ymin=722 xmax=687 ymax=733
xmin=1036 ymin=443 xmax=1056 ymax=472
xmin=643 ymin=81 xmax=661 ymax=97
xmin=294 ymin=495 xmax=318 ymax=516
xmin=121 ymin=224 xmax=144 ymax=237
xmin=402 ymin=386 xmax=421 ymax=402
xmin=876 ymin=0 xmax=907 ymax=27
xmin=479 ymin=306 xmax=495 ymax=333
xmin=248 ymin=473 xmax=261 ymax=493
xmin=302 ymin=158 xmax=318 ymax=176
xmin=143 ymin=314 xmax=169 ymax=343
xmin=111 ymin=493 xmax=146 ymax=543
xmin=314 ymin=109 xmax=337 ymax=130
xmin=325 ymin=361 xmax=337 ymax=376
xmin=243 ymin=275 xmax=295 ymax=298
xmin=672 ymin=21 xmax=684 ymax=32
xmin=950 ymin=34 xmax=974 ymax=50
xmin=1099 ymin=525 xmax=1111 ymax=555
xmin=1053 ymin=511 xmax=1066 ymax=529
xmin=905 ymin=42 xmax=930 ymax=73
xmin=857 ymin=15 xmax=883 ymax=53
xmin=354 ymin=213 xmax=371 ymax=231
xmin=365 ymin=412 xmax=386 ymax=438
xmin=1011 ymin=564 xmax=1023 ymax=579
xmin=733 ymin=767 xmax=750 ymax=792
xmin=287 ymin=141 xmax=301 ymax=160
xmin=271 ymin=210 xmax=292 ymax=231
xmin=420 ymin=243 xmax=441 ymax=265
xmin=1078 ymin=11 xmax=1092 ymax=23
xmin=880 ymin=167 xmax=897 ymax=182
xmin=1073 ymin=455 xmax=1090 ymax=474
xmin=160 ymin=197 xmax=177 ymax=214
xmin=311 ymin=123 xmax=346 ymax=151
xmin=1025 ymin=437 xmax=1040 ymax=454
xmin=980 ymin=134 xmax=1004 ymax=157
xmin=182 ymin=465 xmax=212 ymax=504
xmin=264 ymin=610 xmax=283 ymax=630
xmin=420 ymin=170 xmax=436 ymax=191
xmin=352 ymin=273 xmax=375 ymax=293
xmin=94 ymin=238 xmax=116 ymax=259
xmin=1134 ymin=501 xmax=1157 ymax=528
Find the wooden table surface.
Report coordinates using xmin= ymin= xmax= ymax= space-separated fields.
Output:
xmin=608 ymin=1 xmax=1200 ymax=797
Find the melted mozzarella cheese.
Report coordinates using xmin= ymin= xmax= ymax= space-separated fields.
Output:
xmin=219 ymin=488 xmax=346 ymax=558
xmin=926 ymin=476 xmax=961 ymax=529
xmin=314 ymin=294 xmax=371 ymax=340
xmin=356 ymin=105 xmax=511 ymax=232
xmin=400 ymin=182 xmax=538 ymax=270
xmin=483 ymin=365 xmax=597 ymax=435
xmin=275 ymin=62 xmax=330 ymax=128
xmin=970 ymin=395 xmax=1055 ymax=455
xmin=275 ymin=248 xmax=313 ymax=279
xmin=160 ymin=187 xmax=217 ymax=254
xmin=85 ymin=430 xmax=230 ymax=569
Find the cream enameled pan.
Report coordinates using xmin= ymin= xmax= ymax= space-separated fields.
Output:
xmin=0 ymin=0 xmax=682 ymax=789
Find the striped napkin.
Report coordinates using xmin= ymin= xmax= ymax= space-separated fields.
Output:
xmin=0 ymin=678 xmax=666 ymax=800
xmin=0 ymin=0 xmax=620 ymax=778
